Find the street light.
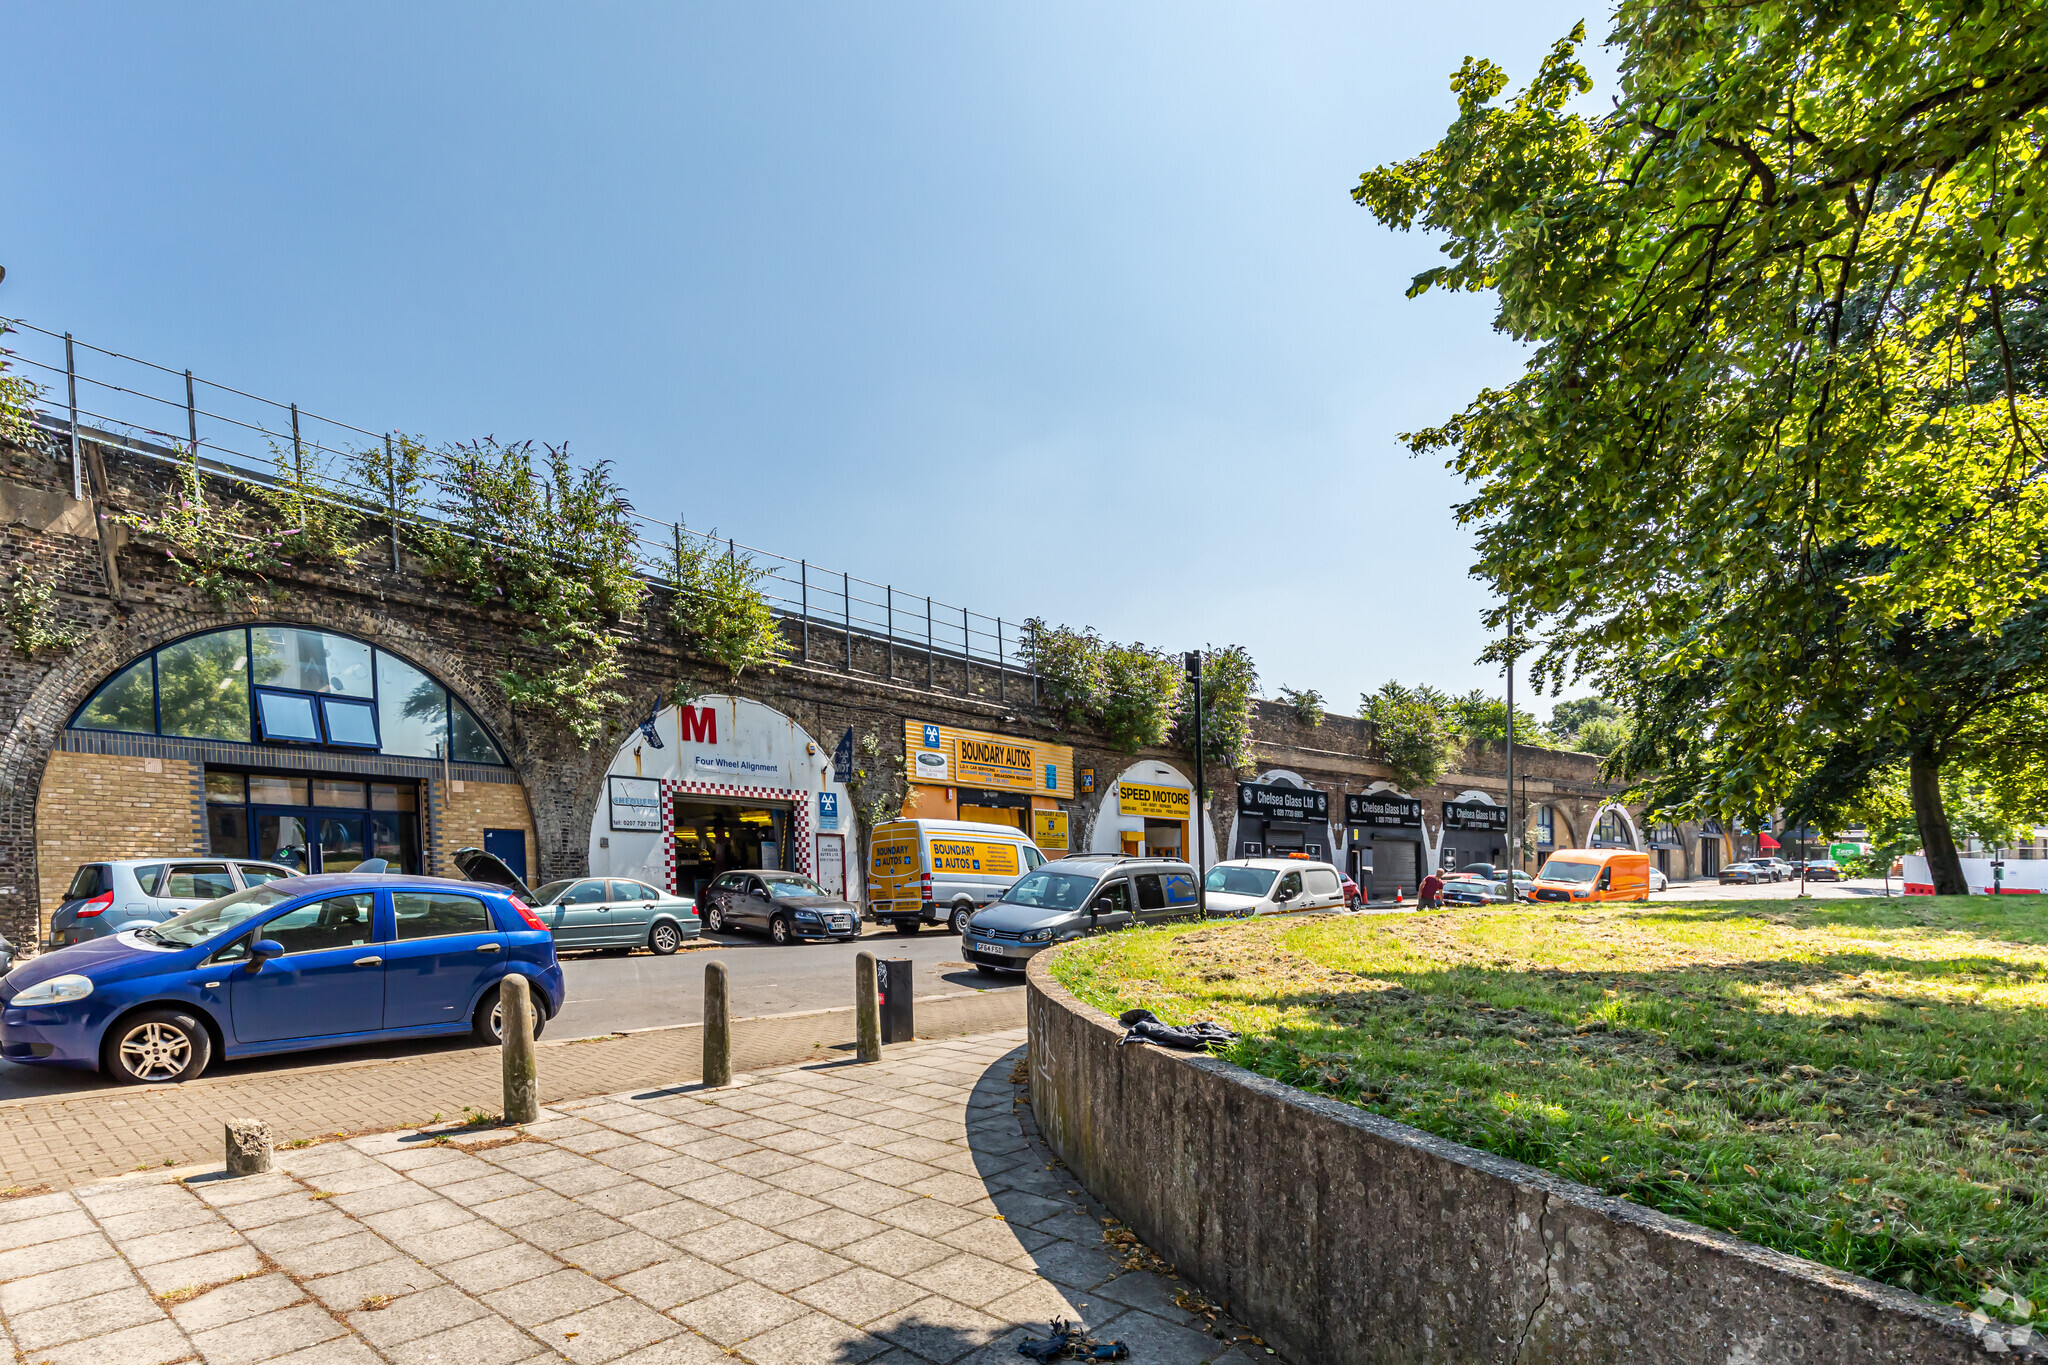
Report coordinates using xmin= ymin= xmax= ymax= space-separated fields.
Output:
xmin=1185 ymin=650 xmax=1207 ymax=921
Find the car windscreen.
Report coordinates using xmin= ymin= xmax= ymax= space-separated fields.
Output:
xmin=150 ymin=883 xmax=305 ymax=946
xmin=764 ymin=876 xmax=824 ymax=898
xmin=531 ymin=880 xmax=575 ymax=905
xmin=1002 ymin=871 xmax=1102 ymax=910
xmin=1204 ymin=866 xmax=1278 ymax=896
xmin=1537 ymin=859 xmax=1602 ymax=884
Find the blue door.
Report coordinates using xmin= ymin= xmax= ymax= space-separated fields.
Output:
xmin=383 ymin=889 xmax=507 ymax=1029
xmin=228 ymin=893 xmax=383 ymax=1043
xmin=483 ymin=829 xmax=527 ymax=884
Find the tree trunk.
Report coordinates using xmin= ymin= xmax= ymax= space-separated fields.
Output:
xmin=1908 ymin=751 xmax=1968 ymax=896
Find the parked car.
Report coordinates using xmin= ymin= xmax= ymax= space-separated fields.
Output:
xmin=963 ymin=855 xmax=1199 ymax=976
xmin=1444 ymin=866 xmax=1536 ymax=904
xmin=1801 ymin=860 xmax=1843 ymax=882
xmin=1200 ymin=859 xmax=1347 ymax=917
xmin=1718 ymin=861 xmax=1766 ymax=885
xmin=455 ymin=849 xmax=700 ymax=956
xmin=0 ymin=933 xmax=14 ymax=976
xmin=1753 ymin=857 xmax=1792 ymax=882
xmin=1650 ymin=866 xmax=1669 ymax=892
xmin=47 ymin=859 xmax=301 ymax=950
xmin=865 ymin=819 xmax=1048 ymax=935
xmin=1340 ymin=874 xmax=1361 ymax=909
xmin=1441 ymin=875 xmax=1511 ymax=906
xmin=0 ymin=871 xmax=565 ymax=1084
xmin=700 ymin=870 xmax=861 ymax=945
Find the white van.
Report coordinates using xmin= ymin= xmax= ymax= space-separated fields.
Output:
xmin=867 ymin=819 xmax=1048 ymax=935
xmin=1202 ymin=857 xmax=1348 ymax=916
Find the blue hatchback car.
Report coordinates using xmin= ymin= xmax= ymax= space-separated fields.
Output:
xmin=0 ymin=873 xmax=566 ymax=1084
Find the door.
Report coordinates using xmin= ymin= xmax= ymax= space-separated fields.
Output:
xmin=383 ymin=889 xmax=506 ymax=1029
xmin=255 ymin=812 xmax=313 ymax=873
xmin=1369 ymin=840 xmax=1420 ymax=899
xmin=316 ymin=814 xmax=367 ymax=873
xmin=228 ymin=893 xmax=382 ymax=1043
xmin=1087 ymin=879 xmax=1133 ymax=933
xmin=608 ymin=881 xmax=656 ymax=940
xmin=549 ymin=879 xmax=612 ymax=946
xmin=485 ymin=829 xmax=528 ymax=884
xmin=1303 ymin=867 xmax=1344 ymax=909
xmin=1272 ymin=869 xmax=1304 ymax=911
xmin=1132 ymin=873 xmax=1174 ymax=924
xmin=815 ymin=834 xmax=847 ymax=899
xmin=738 ymin=876 xmax=776 ymax=929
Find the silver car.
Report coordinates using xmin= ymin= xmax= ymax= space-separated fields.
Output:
xmin=456 ymin=848 xmax=699 ymax=955
xmin=46 ymin=858 xmax=300 ymax=949
xmin=961 ymin=855 xmax=1199 ymax=976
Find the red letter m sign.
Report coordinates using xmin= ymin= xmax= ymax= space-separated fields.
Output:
xmin=678 ymin=706 xmax=717 ymax=744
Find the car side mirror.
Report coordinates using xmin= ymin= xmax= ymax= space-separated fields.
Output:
xmin=1093 ymin=898 xmax=1115 ymax=917
xmin=247 ymin=938 xmax=284 ymax=970
xmin=752 ymin=889 xmax=770 ymax=900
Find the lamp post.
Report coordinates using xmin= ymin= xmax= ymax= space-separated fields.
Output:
xmin=1505 ymin=600 xmax=1517 ymax=874
xmin=1185 ymin=651 xmax=1207 ymax=920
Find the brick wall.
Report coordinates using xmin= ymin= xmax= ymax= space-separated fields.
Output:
xmin=32 ymin=752 xmax=205 ymax=941
xmin=427 ymin=777 xmax=540 ymax=881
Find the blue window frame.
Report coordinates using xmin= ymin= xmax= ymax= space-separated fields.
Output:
xmin=70 ymin=627 xmax=506 ymax=765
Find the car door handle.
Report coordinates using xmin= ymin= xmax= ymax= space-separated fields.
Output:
xmin=354 ymin=956 xmax=380 ymax=966
xmin=477 ymin=943 xmax=502 ymax=953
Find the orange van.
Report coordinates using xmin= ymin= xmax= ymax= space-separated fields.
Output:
xmin=1530 ymin=848 xmax=1651 ymax=902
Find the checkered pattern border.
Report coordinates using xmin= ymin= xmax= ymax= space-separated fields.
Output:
xmin=659 ymin=777 xmax=813 ymax=894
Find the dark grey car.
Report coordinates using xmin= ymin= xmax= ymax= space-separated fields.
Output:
xmin=700 ymin=870 xmax=860 ymax=945
xmin=960 ymin=855 xmax=1200 ymax=976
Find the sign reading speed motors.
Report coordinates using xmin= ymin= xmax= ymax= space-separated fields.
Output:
xmin=1118 ymin=781 xmax=1190 ymax=821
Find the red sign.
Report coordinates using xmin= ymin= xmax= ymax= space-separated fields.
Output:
xmin=1758 ymin=833 xmax=1781 ymax=849
xmin=678 ymin=706 xmax=717 ymax=744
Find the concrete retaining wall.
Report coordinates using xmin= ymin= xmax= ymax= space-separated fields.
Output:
xmin=1025 ymin=954 xmax=2035 ymax=1363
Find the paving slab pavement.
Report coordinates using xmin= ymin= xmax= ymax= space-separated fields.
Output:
xmin=0 ymin=1029 xmax=1277 ymax=1365
xmin=0 ymin=992 xmax=1024 ymax=1190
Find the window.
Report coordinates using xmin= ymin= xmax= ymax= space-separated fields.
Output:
xmin=1000 ymin=871 xmax=1099 ymax=909
xmin=206 ymin=773 xmax=246 ymax=804
xmin=160 ymin=865 xmax=236 ymax=900
xmin=76 ymin=659 xmax=155 ymax=734
xmin=250 ymin=775 xmax=311 ymax=806
xmin=133 ymin=863 xmax=167 ymax=895
xmin=763 ymin=876 xmax=822 ymax=898
xmin=239 ymin=865 xmax=296 ymax=887
xmin=371 ymin=784 xmax=415 ymax=812
xmin=1204 ymin=866 xmax=1277 ymax=896
xmin=532 ymin=880 xmax=575 ymax=905
xmin=393 ymin=891 xmax=492 ymax=939
xmin=1536 ymin=807 xmax=1556 ymax=847
xmin=1134 ymin=875 xmax=1166 ymax=911
xmin=562 ymin=881 xmax=609 ymax=905
xmin=66 ymin=865 xmax=109 ymax=899
xmin=260 ymin=893 xmax=376 ymax=954
xmin=1163 ymin=874 xmax=1196 ymax=905
xmin=1095 ymin=881 xmax=1130 ymax=915
xmin=1305 ymin=868 xmax=1341 ymax=895
xmin=609 ymin=881 xmax=647 ymax=902
xmin=321 ymin=698 xmax=380 ymax=748
xmin=151 ymin=882 xmax=300 ymax=947
xmin=312 ymin=780 xmax=367 ymax=808
xmin=1022 ymin=847 xmax=1045 ymax=872
xmin=69 ymin=629 xmax=506 ymax=765
xmin=255 ymin=690 xmax=321 ymax=743
xmin=1594 ymin=811 xmax=1626 ymax=845
xmin=158 ymin=631 xmax=251 ymax=741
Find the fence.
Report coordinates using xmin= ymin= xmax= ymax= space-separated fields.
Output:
xmin=3 ymin=317 xmax=1040 ymax=700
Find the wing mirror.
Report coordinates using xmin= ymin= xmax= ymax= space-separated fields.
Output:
xmin=247 ymin=938 xmax=285 ymax=970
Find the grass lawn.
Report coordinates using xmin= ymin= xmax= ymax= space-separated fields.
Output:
xmin=1048 ymin=896 xmax=2048 ymax=1322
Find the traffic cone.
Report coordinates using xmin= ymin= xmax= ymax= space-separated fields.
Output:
xmin=1395 ymin=886 xmax=1404 ymax=905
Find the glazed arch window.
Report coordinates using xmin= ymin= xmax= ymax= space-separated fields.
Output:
xmin=69 ymin=627 xmax=505 ymax=764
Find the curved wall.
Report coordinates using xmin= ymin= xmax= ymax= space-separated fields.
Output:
xmin=1024 ymin=954 xmax=2014 ymax=1365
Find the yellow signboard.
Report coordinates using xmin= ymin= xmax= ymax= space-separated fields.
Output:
xmin=1118 ymin=781 xmax=1190 ymax=820
xmin=929 ymin=839 xmax=1021 ymax=877
xmin=903 ymin=721 xmax=1075 ymax=798
xmin=1032 ymin=809 xmax=1069 ymax=851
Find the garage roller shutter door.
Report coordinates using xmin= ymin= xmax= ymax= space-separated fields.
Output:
xmin=1368 ymin=840 xmax=1419 ymax=898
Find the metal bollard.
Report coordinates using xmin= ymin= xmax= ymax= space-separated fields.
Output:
xmin=703 ymin=960 xmax=732 ymax=1088
xmin=855 ymin=950 xmax=882 ymax=1062
xmin=224 ymin=1119 xmax=272 ymax=1176
xmin=500 ymin=975 xmax=539 ymax=1124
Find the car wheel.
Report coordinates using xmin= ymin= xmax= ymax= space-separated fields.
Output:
xmin=649 ymin=922 xmax=682 ymax=956
xmin=894 ymin=922 xmax=921 ymax=936
xmin=474 ymin=985 xmax=548 ymax=1045
xmin=949 ymin=904 xmax=973 ymax=935
xmin=770 ymin=914 xmax=793 ymax=946
xmin=104 ymin=1009 xmax=212 ymax=1084
xmin=706 ymin=904 xmax=725 ymax=933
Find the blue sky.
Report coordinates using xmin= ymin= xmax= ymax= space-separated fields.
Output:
xmin=2 ymin=3 xmax=1608 ymax=718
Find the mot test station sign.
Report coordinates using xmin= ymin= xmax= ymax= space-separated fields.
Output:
xmin=608 ymin=776 xmax=663 ymax=832
xmin=1033 ymin=809 xmax=1069 ymax=851
xmin=904 ymin=720 xmax=1075 ymax=798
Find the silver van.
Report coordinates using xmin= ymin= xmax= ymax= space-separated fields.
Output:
xmin=960 ymin=855 xmax=1199 ymax=975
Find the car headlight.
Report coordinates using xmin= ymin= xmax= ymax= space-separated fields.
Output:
xmin=794 ymin=910 xmax=822 ymax=923
xmin=12 ymin=974 xmax=94 ymax=1008
xmin=1022 ymin=929 xmax=1055 ymax=943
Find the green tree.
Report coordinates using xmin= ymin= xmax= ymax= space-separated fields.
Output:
xmin=1021 ymin=620 xmax=1184 ymax=753
xmin=1361 ymin=681 xmax=1462 ymax=790
xmin=1354 ymin=8 xmax=2048 ymax=896
xmin=1274 ymin=685 xmax=1326 ymax=729
xmin=1448 ymin=689 xmax=1543 ymax=746
xmin=1175 ymin=645 xmax=1259 ymax=774
xmin=668 ymin=524 xmax=792 ymax=685
xmin=1545 ymin=696 xmax=1622 ymax=746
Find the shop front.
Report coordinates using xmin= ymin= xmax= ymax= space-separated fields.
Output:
xmin=1090 ymin=760 xmax=1208 ymax=863
xmin=900 ymin=720 xmax=1075 ymax=856
xmin=1439 ymin=797 xmax=1508 ymax=870
xmin=1232 ymin=776 xmax=1331 ymax=858
xmin=1344 ymin=790 xmax=1426 ymax=898
xmin=592 ymin=697 xmax=848 ymax=903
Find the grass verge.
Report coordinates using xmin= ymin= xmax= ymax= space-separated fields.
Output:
xmin=1048 ymin=895 xmax=2047 ymax=1323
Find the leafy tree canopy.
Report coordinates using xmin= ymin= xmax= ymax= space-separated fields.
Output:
xmin=1356 ymin=3 xmax=2048 ymax=893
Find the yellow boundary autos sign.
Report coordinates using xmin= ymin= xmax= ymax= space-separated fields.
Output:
xmin=1118 ymin=781 xmax=1190 ymax=820
xmin=903 ymin=721 xmax=1074 ymax=798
